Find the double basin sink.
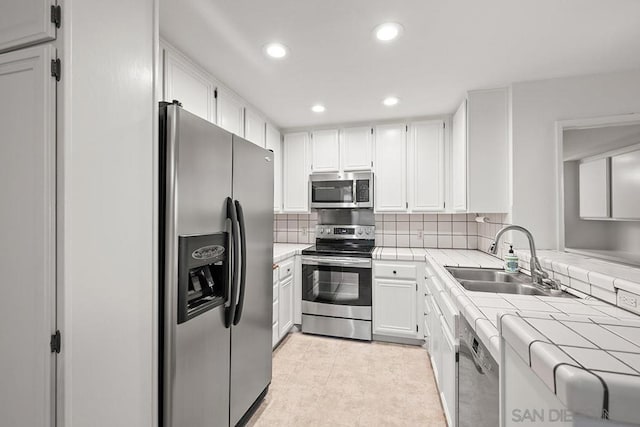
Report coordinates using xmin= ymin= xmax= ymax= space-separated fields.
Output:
xmin=445 ymin=267 xmax=573 ymax=298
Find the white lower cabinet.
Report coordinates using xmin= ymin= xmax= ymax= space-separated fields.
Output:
xmin=272 ymin=256 xmax=296 ymax=349
xmin=373 ymin=261 xmax=422 ymax=340
xmin=425 ymin=261 xmax=459 ymax=427
xmin=278 ymin=276 xmax=293 ymax=337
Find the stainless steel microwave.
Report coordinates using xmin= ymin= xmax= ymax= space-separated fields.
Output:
xmin=309 ymin=172 xmax=374 ymax=209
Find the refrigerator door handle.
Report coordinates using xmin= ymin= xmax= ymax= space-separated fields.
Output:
xmin=232 ymin=200 xmax=247 ymax=326
xmin=225 ymin=197 xmax=240 ymax=328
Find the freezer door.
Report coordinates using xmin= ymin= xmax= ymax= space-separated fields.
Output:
xmin=161 ymin=104 xmax=233 ymax=427
xmin=230 ymin=136 xmax=274 ymax=425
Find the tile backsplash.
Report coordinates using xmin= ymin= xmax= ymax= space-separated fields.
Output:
xmin=273 ymin=212 xmax=511 ymax=252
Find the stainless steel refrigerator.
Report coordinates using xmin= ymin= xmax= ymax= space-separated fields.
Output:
xmin=159 ymin=101 xmax=273 ymax=427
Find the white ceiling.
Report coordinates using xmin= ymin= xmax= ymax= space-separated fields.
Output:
xmin=160 ymin=0 xmax=640 ymax=129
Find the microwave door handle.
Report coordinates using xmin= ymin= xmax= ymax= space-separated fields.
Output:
xmin=352 ymin=181 xmax=357 ymax=205
xmin=232 ymin=200 xmax=247 ymax=326
xmin=224 ymin=197 xmax=240 ymax=328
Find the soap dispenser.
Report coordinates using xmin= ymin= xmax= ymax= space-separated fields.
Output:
xmin=504 ymin=245 xmax=519 ymax=273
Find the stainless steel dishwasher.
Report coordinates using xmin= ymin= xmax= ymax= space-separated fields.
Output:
xmin=458 ymin=316 xmax=499 ymax=427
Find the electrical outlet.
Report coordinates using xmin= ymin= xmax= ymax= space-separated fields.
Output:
xmin=417 ymin=230 xmax=423 ymax=239
xmin=302 ymin=227 xmax=307 ymax=236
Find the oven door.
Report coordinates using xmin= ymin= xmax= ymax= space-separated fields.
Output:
xmin=301 ymin=256 xmax=372 ymax=320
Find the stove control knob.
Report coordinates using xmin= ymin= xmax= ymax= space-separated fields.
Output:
xmin=365 ymin=227 xmax=372 ymax=235
xmin=319 ymin=228 xmax=325 ymax=235
xmin=357 ymin=228 xmax=363 ymax=236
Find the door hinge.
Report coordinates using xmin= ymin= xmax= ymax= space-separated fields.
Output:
xmin=51 ymin=58 xmax=61 ymax=81
xmin=214 ymin=89 xmax=218 ymax=99
xmin=371 ymin=128 xmax=374 ymax=135
xmin=406 ymin=201 xmax=408 ymax=209
xmin=456 ymin=352 xmax=459 ymax=362
xmin=50 ymin=330 xmax=61 ymax=353
xmin=416 ymin=283 xmax=418 ymax=291
xmin=51 ymin=5 xmax=62 ymax=28
xmin=406 ymin=125 xmax=408 ymax=132
xmin=371 ymin=160 xmax=373 ymax=167
xmin=416 ymin=324 xmax=419 ymax=332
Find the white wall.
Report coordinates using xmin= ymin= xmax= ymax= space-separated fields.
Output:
xmin=60 ymin=0 xmax=156 ymax=425
xmin=510 ymin=68 xmax=640 ymax=249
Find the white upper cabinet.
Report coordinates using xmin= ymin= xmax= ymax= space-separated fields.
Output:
xmin=216 ymin=87 xmax=245 ymax=137
xmin=266 ymin=124 xmax=282 ymax=212
xmin=466 ymin=88 xmax=509 ymax=212
xmin=408 ymin=120 xmax=445 ymax=212
xmin=612 ymin=149 xmax=640 ymax=219
xmin=341 ymin=126 xmax=373 ymax=171
xmin=244 ymin=108 xmax=266 ymax=147
xmin=0 ymin=0 xmax=56 ymax=53
xmin=311 ymin=129 xmax=340 ymax=172
xmin=374 ymin=124 xmax=407 ymax=212
xmin=163 ymin=49 xmax=215 ymax=122
xmin=283 ymin=132 xmax=310 ymax=212
xmin=452 ymin=88 xmax=509 ymax=213
xmin=579 ymin=158 xmax=610 ymax=218
xmin=452 ymin=100 xmax=467 ymax=211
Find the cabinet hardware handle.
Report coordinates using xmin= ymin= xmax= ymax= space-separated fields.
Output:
xmin=393 ymin=270 xmax=397 ymax=274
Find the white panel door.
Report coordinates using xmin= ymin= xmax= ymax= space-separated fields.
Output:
xmin=0 ymin=44 xmax=56 ymax=427
xmin=0 ymin=0 xmax=56 ymax=53
xmin=374 ymin=124 xmax=407 ymax=212
xmin=452 ymin=100 xmax=467 ymax=211
xmin=311 ymin=129 xmax=340 ymax=172
xmin=408 ymin=120 xmax=445 ymax=212
xmin=278 ymin=277 xmax=294 ymax=338
xmin=266 ymin=123 xmax=282 ymax=212
xmin=579 ymin=158 xmax=610 ymax=218
xmin=612 ymin=149 xmax=640 ymax=219
xmin=341 ymin=126 xmax=373 ymax=171
xmin=216 ymin=87 xmax=245 ymax=136
xmin=244 ymin=108 xmax=266 ymax=147
xmin=373 ymin=279 xmax=417 ymax=338
xmin=163 ymin=49 xmax=215 ymax=122
xmin=283 ymin=132 xmax=310 ymax=212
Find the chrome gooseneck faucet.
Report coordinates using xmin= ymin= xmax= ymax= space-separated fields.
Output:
xmin=489 ymin=225 xmax=561 ymax=291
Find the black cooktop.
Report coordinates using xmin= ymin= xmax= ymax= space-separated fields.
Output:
xmin=302 ymin=239 xmax=375 ymax=258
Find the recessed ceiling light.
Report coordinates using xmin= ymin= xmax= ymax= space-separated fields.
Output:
xmin=311 ymin=104 xmax=326 ymax=113
xmin=264 ymin=43 xmax=288 ymax=59
xmin=374 ymin=23 xmax=403 ymax=42
xmin=383 ymin=97 xmax=399 ymax=107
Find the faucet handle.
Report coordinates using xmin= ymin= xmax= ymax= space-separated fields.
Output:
xmin=488 ymin=241 xmax=497 ymax=253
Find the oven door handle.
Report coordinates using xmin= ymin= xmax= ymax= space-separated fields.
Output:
xmin=301 ymin=256 xmax=372 ymax=268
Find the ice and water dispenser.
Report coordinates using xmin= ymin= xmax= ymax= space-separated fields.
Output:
xmin=177 ymin=233 xmax=228 ymax=324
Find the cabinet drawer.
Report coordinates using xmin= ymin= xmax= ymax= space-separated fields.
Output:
xmin=279 ymin=260 xmax=294 ymax=280
xmin=273 ymin=283 xmax=278 ymax=302
xmin=273 ymin=267 xmax=279 ymax=284
xmin=437 ymin=292 xmax=459 ymax=336
xmin=375 ymin=263 xmax=417 ymax=280
xmin=273 ymin=300 xmax=279 ymax=324
xmin=424 ymin=296 xmax=431 ymax=315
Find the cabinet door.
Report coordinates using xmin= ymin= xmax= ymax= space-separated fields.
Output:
xmin=279 ymin=277 xmax=294 ymax=338
xmin=283 ymin=132 xmax=310 ymax=212
xmin=440 ymin=321 xmax=457 ymax=427
xmin=373 ymin=279 xmax=417 ymax=338
xmin=428 ymin=299 xmax=443 ymax=386
xmin=244 ymin=108 xmax=266 ymax=147
xmin=216 ymin=87 xmax=245 ymax=136
xmin=266 ymin=124 xmax=282 ymax=212
xmin=408 ymin=120 xmax=445 ymax=212
xmin=311 ymin=129 xmax=340 ymax=172
xmin=374 ymin=124 xmax=407 ymax=212
xmin=163 ymin=49 xmax=215 ymax=122
xmin=466 ymin=88 xmax=509 ymax=212
xmin=612 ymin=149 xmax=640 ymax=219
xmin=0 ymin=44 xmax=56 ymax=427
xmin=452 ymin=100 xmax=467 ymax=211
xmin=341 ymin=126 xmax=373 ymax=171
xmin=579 ymin=158 xmax=610 ymax=218
xmin=0 ymin=0 xmax=56 ymax=53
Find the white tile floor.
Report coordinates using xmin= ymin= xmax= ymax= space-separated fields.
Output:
xmin=247 ymin=333 xmax=446 ymax=426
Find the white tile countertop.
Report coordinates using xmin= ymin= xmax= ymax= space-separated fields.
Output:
xmin=499 ymin=311 xmax=640 ymax=424
xmin=273 ymin=243 xmax=311 ymax=264
xmin=516 ymin=249 xmax=640 ymax=304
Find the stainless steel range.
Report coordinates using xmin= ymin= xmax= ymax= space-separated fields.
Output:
xmin=301 ymin=223 xmax=375 ymax=341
